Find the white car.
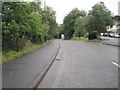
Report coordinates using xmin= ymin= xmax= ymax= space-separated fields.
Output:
xmin=100 ymin=33 xmax=104 ymax=36
xmin=113 ymin=34 xmax=120 ymax=38
xmin=109 ymin=33 xmax=114 ymax=37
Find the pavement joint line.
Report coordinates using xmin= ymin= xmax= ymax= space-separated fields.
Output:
xmin=112 ymin=61 xmax=120 ymax=68
xmin=30 ymin=41 xmax=61 ymax=90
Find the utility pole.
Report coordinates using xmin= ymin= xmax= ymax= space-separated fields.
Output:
xmin=44 ymin=0 xmax=47 ymax=42
xmin=44 ymin=0 xmax=46 ymax=11
xmin=118 ymin=1 xmax=120 ymax=15
xmin=44 ymin=0 xmax=46 ymax=24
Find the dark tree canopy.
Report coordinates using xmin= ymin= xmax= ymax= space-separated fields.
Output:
xmin=63 ymin=8 xmax=87 ymax=39
xmin=2 ymin=2 xmax=57 ymax=51
xmin=86 ymin=2 xmax=113 ymax=35
xmin=113 ymin=15 xmax=120 ymax=21
xmin=62 ymin=2 xmax=114 ymax=40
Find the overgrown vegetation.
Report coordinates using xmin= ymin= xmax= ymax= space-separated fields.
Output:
xmin=2 ymin=1 xmax=118 ymax=63
xmin=2 ymin=2 xmax=58 ymax=63
xmin=62 ymin=2 xmax=115 ymax=40
xmin=63 ymin=8 xmax=87 ymax=39
xmin=2 ymin=40 xmax=51 ymax=64
xmin=71 ymin=37 xmax=102 ymax=41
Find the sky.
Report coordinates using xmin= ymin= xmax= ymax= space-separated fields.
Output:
xmin=40 ymin=0 xmax=119 ymax=24
xmin=27 ymin=0 xmax=119 ymax=24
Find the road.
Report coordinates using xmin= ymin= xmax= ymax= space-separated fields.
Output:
xmin=37 ymin=40 xmax=118 ymax=88
xmin=2 ymin=39 xmax=119 ymax=88
xmin=101 ymin=37 xmax=120 ymax=47
xmin=2 ymin=40 xmax=59 ymax=88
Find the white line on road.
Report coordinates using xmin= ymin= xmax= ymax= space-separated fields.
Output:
xmin=112 ymin=61 xmax=120 ymax=68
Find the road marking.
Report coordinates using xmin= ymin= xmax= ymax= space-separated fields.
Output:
xmin=112 ymin=61 xmax=120 ymax=68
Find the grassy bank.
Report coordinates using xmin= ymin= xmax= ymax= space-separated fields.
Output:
xmin=71 ymin=37 xmax=102 ymax=41
xmin=2 ymin=40 xmax=51 ymax=64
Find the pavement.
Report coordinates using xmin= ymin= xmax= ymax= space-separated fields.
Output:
xmin=101 ymin=36 xmax=120 ymax=47
xmin=37 ymin=40 xmax=118 ymax=88
xmin=2 ymin=40 xmax=60 ymax=88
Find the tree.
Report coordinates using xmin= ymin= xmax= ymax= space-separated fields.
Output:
xmin=2 ymin=2 xmax=32 ymax=51
xmin=2 ymin=2 xmax=57 ymax=51
xmin=42 ymin=6 xmax=57 ymax=40
xmin=63 ymin=8 xmax=86 ymax=39
xmin=73 ymin=17 xmax=88 ymax=37
xmin=113 ymin=15 xmax=120 ymax=21
xmin=86 ymin=2 xmax=113 ymax=39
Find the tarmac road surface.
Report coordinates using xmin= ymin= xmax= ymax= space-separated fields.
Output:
xmin=37 ymin=40 xmax=118 ymax=88
xmin=2 ymin=40 xmax=59 ymax=88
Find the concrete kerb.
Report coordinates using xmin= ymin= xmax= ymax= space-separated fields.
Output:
xmin=30 ymin=42 xmax=61 ymax=90
xmin=102 ymin=38 xmax=120 ymax=47
xmin=102 ymin=43 xmax=120 ymax=47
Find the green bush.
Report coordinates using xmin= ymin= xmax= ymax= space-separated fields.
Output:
xmin=2 ymin=40 xmax=51 ymax=64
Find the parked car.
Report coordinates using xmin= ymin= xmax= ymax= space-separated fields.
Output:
xmin=100 ymin=33 xmax=104 ymax=36
xmin=108 ymin=33 xmax=114 ymax=37
xmin=113 ymin=33 xmax=120 ymax=38
xmin=103 ymin=33 xmax=108 ymax=37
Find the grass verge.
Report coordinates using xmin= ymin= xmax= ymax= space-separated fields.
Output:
xmin=71 ymin=37 xmax=102 ymax=41
xmin=2 ymin=40 xmax=51 ymax=64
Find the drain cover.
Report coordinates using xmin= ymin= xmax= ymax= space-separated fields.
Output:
xmin=56 ymin=58 xmax=61 ymax=60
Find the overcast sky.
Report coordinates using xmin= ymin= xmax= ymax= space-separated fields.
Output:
xmin=40 ymin=0 xmax=120 ymax=24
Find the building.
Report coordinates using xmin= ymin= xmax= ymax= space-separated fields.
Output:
xmin=107 ymin=21 xmax=120 ymax=33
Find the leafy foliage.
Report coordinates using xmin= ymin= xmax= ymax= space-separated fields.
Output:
xmin=113 ymin=15 xmax=120 ymax=21
xmin=62 ymin=2 xmax=114 ymax=40
xmin=73 ymin=17 xmax=88 ymax=37
xmin=86 ymin=2 xmax=113 ymax=36
xmin=63 ymin=8 xmax=86 ymax=39
xmin=2 ymin=2 xmax=57 ymax=51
